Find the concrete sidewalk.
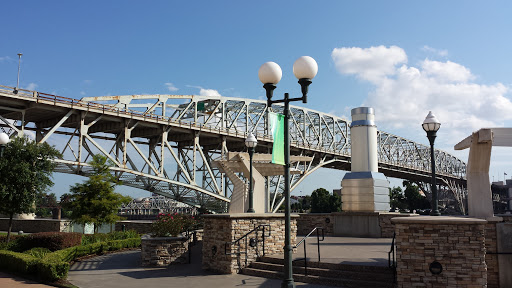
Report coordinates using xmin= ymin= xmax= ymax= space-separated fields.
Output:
xmin=0 ymin=237 xmax=393 ymax=288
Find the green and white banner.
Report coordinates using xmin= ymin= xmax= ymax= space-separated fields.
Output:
xmin=269 ymin=112 xmax=285 ymax=165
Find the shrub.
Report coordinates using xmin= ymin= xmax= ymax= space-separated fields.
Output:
xmin=0 ymin=250 xmax=39 ymax=274
xmin=37 ymin=237 xmax=141 ymax=281
xmin=8 ymin=232 xmax=82 ymax=252
xmin=81 ymin=230 xmax=139 ymax=246
xmin=151 ymin=213 xmax=198 ymax=237
xmin=24 ymin=247 xmax=52 ymax=259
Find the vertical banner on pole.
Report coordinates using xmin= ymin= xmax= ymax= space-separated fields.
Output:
xmin=269 ymin=112 xmax=285 ymax=165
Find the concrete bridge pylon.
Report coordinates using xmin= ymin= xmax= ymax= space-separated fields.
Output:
xmin=341 ymin=107 xmax=391 ymax=212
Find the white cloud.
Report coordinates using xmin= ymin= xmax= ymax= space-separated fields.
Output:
xmin=0 ymin=56 xmax=13 ymax=62
xmin=421 ymin=45 xmax=448 ymax=57
xmin=421 ymin=60 xmax=474 ymax=83
xmin=331 ymin=45 xmax=512 ymax=149
xmin=164 ymin=82 xmax=179 ymax=92
xmin=199 ymin=88 xmax=221 ymax=97
xmin=83 ymin=80 xmax=93 ymax=85
xmin=187 ymin=85 xmax=221 ymax=97
xmin=25 ymin=83 xmax=38 ymax=91
xmin=80 ymin=91 xmax=86 ymax=96
xmin=331 ymin=45 xmax=407 ymax=82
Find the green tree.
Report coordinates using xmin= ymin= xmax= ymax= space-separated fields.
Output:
xmin=311 ymin=188 xmax=341 ymax=213
xmin=63 ymin=154 xmax=131 ymax=233
xmin=0 ymin=136 xmax=61 ymax=243
xmin=35 ymin=192 xmax=58 ymax=218
xmin=403 ymin=180 xmax=430 ymax=211
xmin=389 ymin=186 xmax=407 ymax=211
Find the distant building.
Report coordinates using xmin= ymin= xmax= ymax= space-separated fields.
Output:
xmin=119 ymin=196 xmax=197 ymax=220
xmin=491 ymin=180 xmax=512 ymax=214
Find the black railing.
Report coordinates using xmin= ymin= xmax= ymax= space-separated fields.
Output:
xmin=388 ymin=232 xmax=397 ymax=283
xmin=225 ymin=224 xmax=271 ymax=270
xmin=293 ymin=227 xmax=325 ymax=276
xmin=184 ymin=230 xmax=198 ymax=264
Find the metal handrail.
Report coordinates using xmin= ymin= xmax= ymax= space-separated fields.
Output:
xmin=388 ymin=232 xmax=396 ymax=268
xmin=388 ymin=232 xmax=397 ymax=284
xmin=225 ymin=224 xmax=271 ymax=270
xmin=293 ymin=227 xmax=325 ymax=276
xmin=184 ymin=229 xmax=198 ymax=264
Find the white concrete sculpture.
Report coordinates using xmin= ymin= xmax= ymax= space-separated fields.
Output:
xmin=455 ymin=128 xmax=512 ymax=218
xmin=214 ymin=152 xmax=312 ymax=213
xmin=341 ymin=107 xmax=390 ymax=212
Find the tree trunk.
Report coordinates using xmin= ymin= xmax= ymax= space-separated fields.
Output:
xmin=6 ymin=213 xmax=13 ymax=244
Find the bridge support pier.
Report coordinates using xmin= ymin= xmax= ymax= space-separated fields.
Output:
xmin=341 ymin=107 xmax=390 ymax=212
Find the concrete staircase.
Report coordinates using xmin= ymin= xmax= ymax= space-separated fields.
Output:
xmin=242 ymin=256 xmax=395 ymax=288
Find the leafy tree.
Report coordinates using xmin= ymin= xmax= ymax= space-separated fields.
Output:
xmin=63 ymin=154 xmax=131 ymax=233
xmin=35 ymin=192 xmax=58 ymax=218
xmin=389 ymin=186 xmax=407 ymax=211
xmin=300 ymin=195 xmax=312 ymax=211
xmin=0 ymin=136 xmax=61 ymax=243
xmin=403 ymin=180 xmax=430 ymax=211
xmin=311 ymin=188 xmax=341 ymax=213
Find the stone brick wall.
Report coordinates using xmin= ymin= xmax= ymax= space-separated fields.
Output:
xmin=202 ymin=213 xmax=297 ymax=274
xmin=297 ymin=213 xmax=334 ymax=236
xmin=485 ymin=217 xmax=502 ymax=288
xmin=378 ymin=212 xmax=418 ymax=238
xmin=0 ymin=218 xmax=71 ymax=233
xmin=392 ymin=216 xmax=487 ymax=288
xmin=141 ymin=235 xmax=190 ymax=266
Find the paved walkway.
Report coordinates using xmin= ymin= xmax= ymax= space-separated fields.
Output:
xmin=0 ymin=237 xmax=393 ymax=288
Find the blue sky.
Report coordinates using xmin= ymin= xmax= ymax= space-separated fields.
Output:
xmin=1 ymin=1 xmax=512 ymax=198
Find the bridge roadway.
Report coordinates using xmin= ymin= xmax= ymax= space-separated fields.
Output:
xmin=0 ymin=85 xmax=466 ymax=212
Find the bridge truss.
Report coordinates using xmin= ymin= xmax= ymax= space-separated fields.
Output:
xmin=0 ymin=85 xmax=466 ymax=213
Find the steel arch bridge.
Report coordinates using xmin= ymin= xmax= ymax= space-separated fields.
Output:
xmin=0 ymin=85 xmax=467 ymax=213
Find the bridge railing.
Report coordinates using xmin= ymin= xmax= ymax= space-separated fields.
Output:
xmin=0 ymin=84 xmax=466 ymax=180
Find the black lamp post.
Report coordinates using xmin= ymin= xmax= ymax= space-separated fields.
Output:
xmin=259 ymin=56 xmax=318 ymax=288
xmin=422 ymin=111 xmax=441 ymax=216
xmin=245 ymin=132 xmax=258 ymax=213
xmin=14 ymin=53 xmax=22 ymax=94
xmin=0 ymin=133 xmax=10 ymax=157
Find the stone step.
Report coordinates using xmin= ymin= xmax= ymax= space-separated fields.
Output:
xmin=242 ymin=267 xmax=395 ymax=288
xmin=259 ymin=256 xmax=392 ymax=273
xmin=249 ymin=261 xmax=394 ymax=282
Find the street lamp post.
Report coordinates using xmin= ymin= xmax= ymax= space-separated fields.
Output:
xmin=0 ymin=133 xmax=10 ymax=157
xmin=245 ymin=132 xmax=258 ymax=213
xmin=259 ymin=56 xmax=318 ymax=288
xmin=14 ymin=53 xmax=23 ymax=94
xmin=422 ymin=111 xmax=441 ymax=216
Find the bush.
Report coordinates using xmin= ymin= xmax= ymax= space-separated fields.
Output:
xmin=10 ymin=232 xmax=82 ymax=252
xmin=81 ymin=230 xmax=139 ymax=246
xmin=151 ymin=213 xmax=198 ymax=237
xmin=0 ymin=250 xmax=39 ymax=274
xmin=24 ymin=247 xmax=52 ymax=259
xmin=37 ymin=237 xmax=141 ymax=281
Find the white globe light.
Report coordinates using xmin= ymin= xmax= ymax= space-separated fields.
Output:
xmin=422 ymin=111 xmax=441 ymax=132
xmin=293 ymin=56 xmax=318 ymax=80
xmin=0 ymin=133 xmax=10 ymax=145
xmin=258 ymin=62 xmax=282 ymax=84
xmin=245 ymin=132 xmax=258 ymax=148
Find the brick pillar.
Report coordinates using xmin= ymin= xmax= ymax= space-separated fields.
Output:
xmin=202 ymin=213 xmax=297 ymax=274
xmin=392 ymin=216 xmax=487 ymax=288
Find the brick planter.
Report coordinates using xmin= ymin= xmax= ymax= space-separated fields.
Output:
xmin=392 ymin=216 xmax=487 ymax=288
xmin=202 ymin=213 xmax=297 ymax=274
xmin=141 ymin=234 xmax=190 ymax=266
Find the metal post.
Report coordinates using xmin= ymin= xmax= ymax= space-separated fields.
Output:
xmin=247 ymin=146 xmax=255 ymax=213
xmin=14 ymin=53 xmax=22 ymax=94
xmin=282 ymin=93 xmax=294 ymax=288
xmin=0 ymin=145 xmax=5 ymax=157
xmin=427 ymin=131 xmax=440 ymax=216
